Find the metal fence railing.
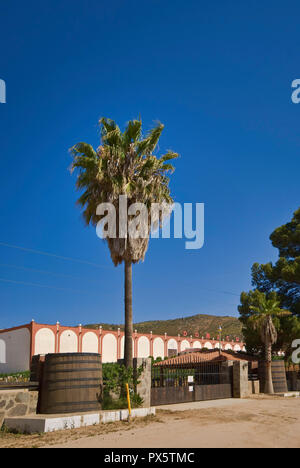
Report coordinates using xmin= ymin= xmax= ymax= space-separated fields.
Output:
xmin=151 ymin=362 xmax=229 ymax=388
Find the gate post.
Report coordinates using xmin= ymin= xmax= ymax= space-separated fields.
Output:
xmin=220 ymin=360 xmax=233 ymax=384
xmin=233 ymin=361 xmax=250 ymax=398
xmin=133 ymin=358 xmax=152 ymax=408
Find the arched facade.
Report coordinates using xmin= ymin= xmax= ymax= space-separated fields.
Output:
xmin=35 ymin=328 xmax=55 ymax=355
xmin=137 ymin=336 xmax=150 ymax=358
xmin=102 ymin=333 xmax=117 ymax=363
xmin=193 ymin=341 xmax=202 ymax=349
xmin=153 ymin=337 xmax=164 ymax=359
xmin=180 ymin=340 xmax=190 ymax=351
xmin=167 ymin=338 xmax=178 ymax=355
xmin=0 ymin=322 xmax=246 ymax=373
xmin=204 ymin=341 xmax=213 ymax=350
xmin=60 ymin=330 xmax=78 ymax=353
xmin=82 ymin=332 xmax=99 ymax=353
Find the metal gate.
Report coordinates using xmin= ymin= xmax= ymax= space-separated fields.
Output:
xmin=151 ymin=361 xmax=233 ymax=406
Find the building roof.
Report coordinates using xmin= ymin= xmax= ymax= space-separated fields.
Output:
xmin=154 ymin=349 xmax=258 ymax=367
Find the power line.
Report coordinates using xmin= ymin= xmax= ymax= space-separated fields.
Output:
xmin=0 ymin=263 xmax=103 ymax=283
xmin=0 ymin=277 xmax=89 ymax=294
xmin=196 ymin=286 xmax=240 ymax=297
xmin=0 ymin=241 xmax=112 ymax=269
xmin=0 ymin=242 xmax=241 ymax=299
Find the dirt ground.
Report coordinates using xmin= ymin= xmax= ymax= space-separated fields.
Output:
xmin=1 ymin=395 xmax=300 ymax=448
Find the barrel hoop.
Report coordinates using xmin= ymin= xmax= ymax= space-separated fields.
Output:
xmin=47 ymin=384 xmax=101 ymax=391
xmin=45 ymin=378 xmax=101 ymax=384
xmin=44 ymin=367 xmax=101 ymax=373
xmin=46 ymin=360 xmax=101 ymax=366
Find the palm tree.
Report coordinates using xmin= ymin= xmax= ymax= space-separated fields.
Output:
xmin=70 ymin=118 xmax=178 ymax=367
xmin=249 ymin=291 xmax=291 ymax=394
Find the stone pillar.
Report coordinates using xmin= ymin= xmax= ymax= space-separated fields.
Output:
xmin=290 ymin=371 xmax=298 ymax=391
xmin=233 ymin=361 xmax=250 ymax=398
xmin=133 ymin=358 xmax=152 ymax=408
xmin=220 ymin=360 xmax=233 ymax=384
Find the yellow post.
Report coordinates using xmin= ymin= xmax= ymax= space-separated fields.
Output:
xmin=125 ymin=383 xmax=131 ymax=421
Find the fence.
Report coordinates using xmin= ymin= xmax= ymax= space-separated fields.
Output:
xmin=151 ymin=361 xmax=233 ymax=406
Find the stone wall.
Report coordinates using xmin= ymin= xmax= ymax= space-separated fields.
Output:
xmin=233 ymin=361 xmax=250 ymax=398
xmin=0 ymin=389 xmax=38 ymax=428
xmin=133 ymin=358 xmax=152 ymax=408
xmin=248 ymin=380 xmax=260 ymax=394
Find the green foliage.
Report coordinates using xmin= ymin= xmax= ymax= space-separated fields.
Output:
xmin=70 ymin=117 xmax=179 ymax=266
xmin=102 ymin=363 xmax=144 ymax=410
xmin=251 ymin=207 xmax=300 ymax=316
xmin=239 ymin=208 xmax=300 ymax=356
xmin=0 ymin=371 xmax=30 ymax=382
xmin=239 ymin=286 xmax=300 ymax=357
xmin=150 ymin=356 xmax=163 ymax=365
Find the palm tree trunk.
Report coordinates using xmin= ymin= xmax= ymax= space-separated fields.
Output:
xmin=264 ymin=340 xmax=274 ymax=394
xmin=124 ymin=260 xmax=133 ymax=368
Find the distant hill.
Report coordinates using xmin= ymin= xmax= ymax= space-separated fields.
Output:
xmin=85 ymin=313 xmax=243 ymax=340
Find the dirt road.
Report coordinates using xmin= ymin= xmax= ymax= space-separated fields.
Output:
xmin=1 ymin=396 xmax=299 ymax=448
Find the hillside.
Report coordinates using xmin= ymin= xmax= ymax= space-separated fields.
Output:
xmin=85 ymin=313 xmax=243 ymax=340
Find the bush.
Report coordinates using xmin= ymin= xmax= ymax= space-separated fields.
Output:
xmin=0 ymin=371 xmax=30 ymax=382
xmin=102 ymin=363 xmax=144 ymax=410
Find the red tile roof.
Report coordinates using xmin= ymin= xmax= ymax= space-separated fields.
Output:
xmin=154 ymin=350 xmax=258 ymax=367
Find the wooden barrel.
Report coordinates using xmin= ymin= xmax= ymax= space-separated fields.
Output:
xmin=39 ymin=353 xmax=102 ymax=414
xmin=271 ymin=361 xmax=288 ymax=393
xmin=30 ymin=355 xmax=45 ymax=383
xmin=259 ymin=361 xmax=288 ymax=393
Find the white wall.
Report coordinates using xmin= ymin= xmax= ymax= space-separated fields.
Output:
xmin=137 ymin=336 xmax=150 ymax=358
xmin=60 ymin=330 xmax=78 ymax=353
xmin=153 ymin=337 xmax=164 ymax=359
xmin=181 ymin=340 xmax=190 ymax=351
xmin=193 ymin=341 xmax=202 ymax=349
xmin=35 ymin=328 xmax=55 ymax=355
xmin=0 ymin=328 xmax=31 ymax=373
xmin=102 ymin=333 xmax=117 ymax=363
xmin=204 ymin=342 xmax=213 ymax=349
xmin=167 ymin=338 xmax=177 ymax=355
xmin=82 ymin=332 xmax=99 ymax=353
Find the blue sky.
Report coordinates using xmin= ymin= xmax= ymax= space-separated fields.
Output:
xmin=0 ymin=0 xmax=299 ymax=330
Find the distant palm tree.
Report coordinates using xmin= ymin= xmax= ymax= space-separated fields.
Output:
xmin=70 ymin=118 xmax=178 ymax=367
xmin=249 ymin=292 xmax=290 ymax=394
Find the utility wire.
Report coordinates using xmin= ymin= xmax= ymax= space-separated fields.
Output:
xmin=0 ymin=241 xmax=112 ymax=269
xmin=0 ymin=277 xmax=89 ymax=294
xmin=0 ymin=242 xmax=241 ymax=298
xmin=0 ymin=263 xmax=103 ymax=284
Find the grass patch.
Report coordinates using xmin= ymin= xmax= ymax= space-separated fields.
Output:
xmin=0 ymin=371 xmax=30 ymax=382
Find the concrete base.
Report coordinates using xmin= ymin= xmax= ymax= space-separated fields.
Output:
xmin=4 ymin=407 xmax=156 ymax=434
xmin=277 ymin=392 xmax=300 ymax=398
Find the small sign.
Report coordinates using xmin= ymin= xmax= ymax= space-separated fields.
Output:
xmin=188 ymin=375 xmax=194 ymax=383
xmin=189 ymin=385 xmax=194 ymax=392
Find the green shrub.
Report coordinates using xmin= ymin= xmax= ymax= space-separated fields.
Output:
xmin=102 ymin=363 xmax=144 ymax=410
xmin=0 ymin=371 xmax=30 ymax=382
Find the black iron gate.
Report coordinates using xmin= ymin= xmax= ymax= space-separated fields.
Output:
xmin=151 ymin=361 xmax=233 ymax=406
